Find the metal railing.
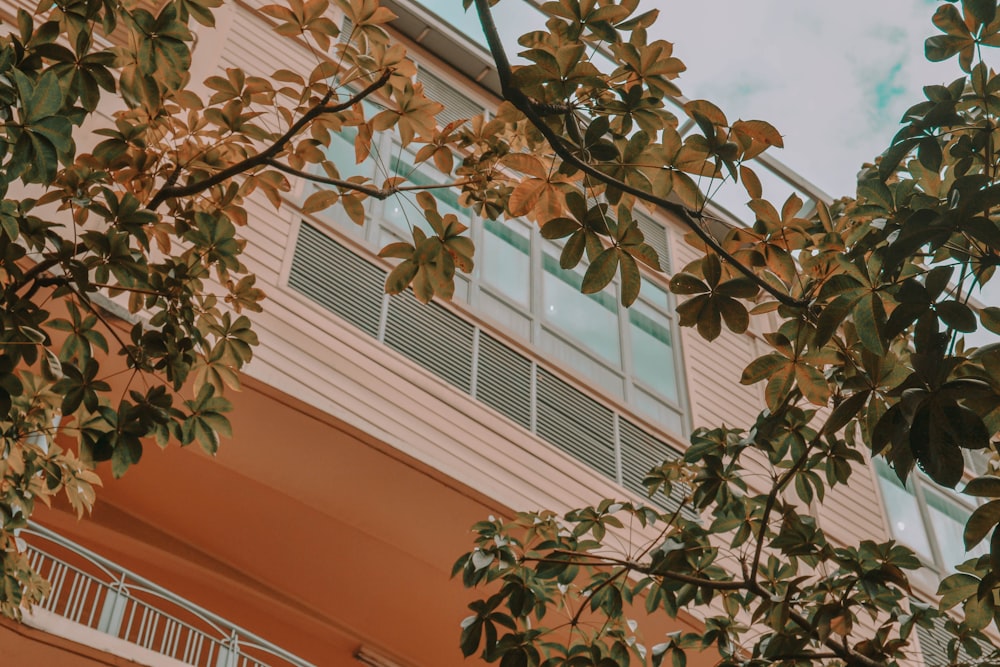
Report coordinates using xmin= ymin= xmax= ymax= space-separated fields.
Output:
xmin=21 ymin=524 xmax=316 ymax=667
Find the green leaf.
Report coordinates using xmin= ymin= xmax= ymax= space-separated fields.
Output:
xmin=936 ymin=300 xmax=977 ymax=332
xmin=823 ymin=390 xmax=871 ymax=434
xmin=964 ymin=0 xmax=997 ymax=26
xmin=964 ymin=476 xmax=1000 ymax=498
xmin=385 ymin=260 xmax=418 ymax=294
xmin=696 ymin=298 xmax=722 ymax=341
xmin=618 ymin=251 xmax=640 ymax=306
xmin=26 ymin=70 xmax=64 ymax=121
xmin=718 ymin=296 xmax=749 ymax=334
xmin=582 ymin=248 xmax=618 ymax=294
xmin=540 ymin=217 xmax=580 ymax=239
xmin=964 ymin=587 xmax=995 ymax=631
xmin=460 ymin=615 xmax=483 ymax=657
xmin=937 ymin=572 xmax=980 ymax=610
xmin=301 ymin=189 xmax=339 ymax=213
xmin=981 ymin=307 xmax=1000 ymax=334
xmin=669 ymin=273 xmax=708 ymax=295
xmin=111 ymin=436 xmax=143 ymax=479
xmin=857 ymin=178 xmax=894 ymax=212
xmin=795 ymin=363 xmax=831 ymax=405
xmin=879 ymin=138 xmax=919 ymax=180
xmin=741 ymin=354 xmax=788 ymax=385
xmin=623 ymin=243 xmax=662 ymax=271
xmin=379 ymin=242 xmax=415 ymax=260
xmin=764 ymin=365 xmax=796 ymax=413
xmin=854 ymin=293 xmax=887 ymax=356
xmin=675 ymin=293 xmax=709 ymax=331
xmin=814 ymin=294 xmax=860 ymax=348
xmin=561 ymin=230 xmax=586 ymax=269
xmin=702 ymin=253 xmax=722 ymax=287
xmin=715 ymin=277 xmax=758 ymax=299
xmin=965 ymin=500 xmax=1000 ymax=550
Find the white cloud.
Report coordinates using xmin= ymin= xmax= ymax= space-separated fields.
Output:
xmin=651 ymin=0 xmax=956 ymax=197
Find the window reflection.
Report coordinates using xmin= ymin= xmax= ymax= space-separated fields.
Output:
xmin=482 ymin=219 xmax=530 ymax=306
xmin=629 ymin=300 xmax=678 ymax=402
xmin=383 ymin=152 xmax=466 ymax=235
xmin=926 ymin=487 xmax=988 ymax=570
xmin=309 ymin=110 xmax=685 ymax=424
xmin=542 ymin=252 xmax=620 ymax=365
xmin=875 ymin=461 xmax=934 ymax=563
xmin=874 ymin=458 xmax=986 ymax=573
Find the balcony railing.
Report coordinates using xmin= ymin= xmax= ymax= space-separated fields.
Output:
xmin=21 ymin=524 xmax=315 ymax=667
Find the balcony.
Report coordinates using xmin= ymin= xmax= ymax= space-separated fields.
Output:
xmin=19 ymin=524 xmax=314 ymax=667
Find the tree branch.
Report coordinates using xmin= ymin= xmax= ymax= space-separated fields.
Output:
xmin=569 ymin=566 xmax=627 ymax=628
xmin=22 ymin=275 xmax=69 ymax=301
xmin=748 ymin=434 xmax=817 ymax=585
xmin=147 ymin=69 xmax=393 ymax=209
xmin=15 ymin=242 xmax=87 ymax=296
xmin=527 ymin=550 xmax=748 ymax=591
xmin=267 ymin=159 xmax=388 ymax=198
xmin=266 ymin=159 xmax=477 ymax=201
xmin=472 ymin=0 xmax=808 ymax=309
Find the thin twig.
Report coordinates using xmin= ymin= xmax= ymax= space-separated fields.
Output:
xmin=266 ymin=158 xmax=479 ymax=201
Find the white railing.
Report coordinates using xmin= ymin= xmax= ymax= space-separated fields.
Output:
xmin=21 ymin=524 xmax=316 ymax=667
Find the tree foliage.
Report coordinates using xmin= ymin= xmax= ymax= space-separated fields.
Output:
xmin=1 ymin=0 xmax=1000 ymax=665
xmin=454 ymin=0 xmax=1000 ymax=666
xmin=0 ymin=0 xmax=448 ymax=616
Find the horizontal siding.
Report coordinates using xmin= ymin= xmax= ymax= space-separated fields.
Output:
xmin=244 ymin=292 xmax=641 ymax=514
xmin=670 ymin=233 xmax=765 ymax=431
xmin=220 ymin=7 xmax=317 ymax=78
xmin=816 ymin=454 xmax=889 ymax=544
xmin=229 ymin=186 xmax=296 ymax=284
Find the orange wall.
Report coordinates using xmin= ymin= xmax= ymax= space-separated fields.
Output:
xmin=33 ymin=377 xmax=713 ymax=667
xmin=0 ymin=617 xmax=139 ymax=667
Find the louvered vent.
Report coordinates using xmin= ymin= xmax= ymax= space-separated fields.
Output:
xmin=635 ymin=213 xmax=671 ymax=274
xmin=536 ymin=370 xmax=615 ymax=478
xmin=476 ymin=334 xmax=532 ymax=429
xmin=417 ymin=68 xmax=484 ymax=128
xmin=619 ymin=419 xmax=695 ymax=519
xmin=289 ymin=227 xmax=690 ymax=509
xmin=289 ymin=223 xmax=385 ymax=337
xmin=914 ymin=613 xmax=992 ymax=666
xmin=340 ymin=17 xmax=353 ymax=43
xmin=384 ymin=292 xmax=475 ymax=392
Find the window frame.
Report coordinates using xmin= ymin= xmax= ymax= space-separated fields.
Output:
xmin=873 ymin=457 xmax=988 ymax=575
xmin=298 ymin=66 xmax=690 ymax=434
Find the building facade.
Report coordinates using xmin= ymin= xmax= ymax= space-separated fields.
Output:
xmin=0 ymin=0 xmax=988 ymax=665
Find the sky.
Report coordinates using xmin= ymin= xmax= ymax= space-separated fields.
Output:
xmin=653 ymin=0 xmax=999 ymax=325
xmin=433 ymin=0 xmax=958 ymax=197
xmin=655 ymin=0 xmax=951 ymax=199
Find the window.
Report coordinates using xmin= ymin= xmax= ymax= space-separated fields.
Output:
xmin=541 ymin=250 xmax=621 ymax=366
xmin=873 ymin=458 xmax=988 ymax=574
xmin=299 ymin=66 xmax=686 ymax=431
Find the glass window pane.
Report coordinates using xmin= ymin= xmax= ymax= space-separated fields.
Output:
xmin=925 ymin=488 xmax=987 ymax=571
xmin=482 ymin=219 xmax=530 ymax=306
xmin=322 ymin=126 xmax=377 ymax=181
xmin=382 ymin=153 xmax=465 ymax=234
xmin=874 ymin=461 xmax=934 ymax=563
xmin=542 ymin=252 xmax=620 ymax=365
xmin=641 ymin=282 xmax=671 ymax=311
xmin=629 ymin=300 xmax=678 ymax=402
